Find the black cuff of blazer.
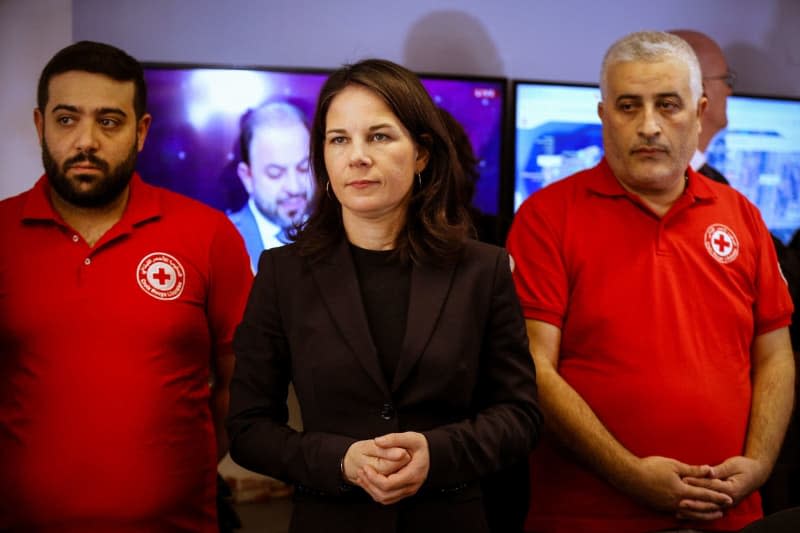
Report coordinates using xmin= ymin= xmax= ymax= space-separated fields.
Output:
xmin=320 ymin=434 xmax=359 ymax=494
xmin=421 ymin=428 xmax=461 ymax=489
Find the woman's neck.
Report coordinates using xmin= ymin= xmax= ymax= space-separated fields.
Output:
xmin=342 ymin=209 xmax=406 ymax=251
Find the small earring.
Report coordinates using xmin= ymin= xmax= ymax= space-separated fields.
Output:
xmin=325 ymin=180 xmax=333 ymax=199
xmin=416 ymin=173 xmax=422 ymax=188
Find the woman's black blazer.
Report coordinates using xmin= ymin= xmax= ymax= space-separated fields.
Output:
xmin=227 ymin=238 xmax=541 ymax=533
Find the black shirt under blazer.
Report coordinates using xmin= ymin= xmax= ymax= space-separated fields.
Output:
xmin=227 ymin=238 xmax=542 ymax=533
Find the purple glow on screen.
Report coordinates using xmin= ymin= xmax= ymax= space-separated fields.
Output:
xmin=421 ymin=77 xmax=504 ymax=215
xmin=138 ymin=66 xmax=504 ymax=216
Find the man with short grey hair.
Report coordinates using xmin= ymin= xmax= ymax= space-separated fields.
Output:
xmin=508 ymin=31 xmax=794 ymax=532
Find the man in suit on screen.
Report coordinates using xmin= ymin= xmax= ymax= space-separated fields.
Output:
xmin=228 ymin=100 xmax=315 ymax=270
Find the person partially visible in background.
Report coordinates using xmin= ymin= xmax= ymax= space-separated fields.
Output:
xmin=437 ymin=107 xmax=499 ymax=245
xmin=437 ymin=106 xmax=527 ymax=532
xmin=229 ymin=100 xmax=315 ymax=270
xmin=668 ymin=29 xmax=734 ymax=184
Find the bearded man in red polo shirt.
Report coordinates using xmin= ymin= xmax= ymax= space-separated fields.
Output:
xmin=0 ymin=41 xmax=252 ymax=532
xmin=508 ymin=31 xmax=795 ymax=533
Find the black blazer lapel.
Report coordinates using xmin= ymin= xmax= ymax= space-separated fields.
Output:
xmin=391 ymin=260 xmax=457 ymax=392
xmin=310 ymin=239 xmax=390 ymax=396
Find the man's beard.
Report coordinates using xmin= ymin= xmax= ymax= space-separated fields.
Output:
xmin=42 ymin=139 xmax=138 ymax=208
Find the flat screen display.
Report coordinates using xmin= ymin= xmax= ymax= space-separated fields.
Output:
xmin=708 ymin=94 xmax=800 ymax=244
xmin=419 ymin=75 xmax=506 ymax=216
xmin=138 ymin=66 xmax=329 ymax=214
xmin=512 ymin=81 xmax=602 ymax=211
xmin=512 ymin=82 xmax=800 ymax=244
xmin=138 ymin=66 xmax=506 ymax=217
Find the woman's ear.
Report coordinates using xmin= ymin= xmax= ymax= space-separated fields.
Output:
xmin=415 ymin=134 xmax=432 ymax=173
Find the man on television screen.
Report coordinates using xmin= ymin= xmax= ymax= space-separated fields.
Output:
xmin=508 ymin=31 xmax=795 ymax=532
xmin=0 ymin=40 xmax=253 ymax=532
xmin=229 ymin=100 xmax=315 ymax=270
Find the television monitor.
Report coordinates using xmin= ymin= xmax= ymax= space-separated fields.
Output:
xmin=707 ymin=94 xmax=800 ymax=244
xmin=418 ymin=74 xmax=506 ymax=216
xmin=512 ymin=82 xmax=800 ymax=244
xmin=138 ymin=65 xmax=330 ymax=214
xmin=512 ymin=81 xmax=602 ymax=211
xmin=138 ymin=65 xmax=506 ymax=219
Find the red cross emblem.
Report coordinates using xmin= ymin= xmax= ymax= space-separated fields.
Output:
xmin=151 ymin=267 xmax=172 ymax=286
xmin=704 ymin=224 xmax=739 ymax=264
xmin=137 ymin=252 xmax=186 ymax=300
xmin=714 ymin=234 xmax=731 ymax=253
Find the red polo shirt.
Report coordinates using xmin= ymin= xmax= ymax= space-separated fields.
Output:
xmin=508 ymin=159 xmax=792 ymax=532
xmin=0 ymin=174 xmax=252 ymax=532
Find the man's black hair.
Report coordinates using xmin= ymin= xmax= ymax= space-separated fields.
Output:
xmin=37 ymin=40 xmax=147 ymax=119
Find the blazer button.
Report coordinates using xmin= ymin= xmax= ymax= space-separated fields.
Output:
xmin=380 ymin=403 xmax=395 ymax=420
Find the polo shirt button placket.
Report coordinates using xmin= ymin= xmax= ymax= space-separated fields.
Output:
xmin=78 ymin=255 xmax=92 ymax=288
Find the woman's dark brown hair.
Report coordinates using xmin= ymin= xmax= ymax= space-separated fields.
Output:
xmin=294 ymin=59 xmax=472 ymax=265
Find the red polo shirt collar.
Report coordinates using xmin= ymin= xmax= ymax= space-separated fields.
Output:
xmin=21 ymin=172 xmax=162 ymax=233
xmin=585 ymin=157 xmax=719 ymax=203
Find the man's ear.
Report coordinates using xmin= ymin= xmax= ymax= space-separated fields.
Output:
xmin=34 ymin=108 xmax=44 ymax=145
xmin=237 ymin=162 xmax=255 ymax=194
xmin=414 ymin=134 xmax=431 ymax=174
xmin=136 ymin=113 xmax=153 ymax=152
xmin=696 ymin=95 xmax=708 ymax=135
xmin=597 ymin=101 xmax=605 ymax=121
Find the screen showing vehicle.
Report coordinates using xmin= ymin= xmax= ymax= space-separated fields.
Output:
xmin=513 ymin=81 xmax=602 ymax=210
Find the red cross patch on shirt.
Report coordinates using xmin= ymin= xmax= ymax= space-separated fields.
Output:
xmin=704 ymin=224 xmax=740 ymax=264
xmin=137 ymin=252 xmax=186 ymax=300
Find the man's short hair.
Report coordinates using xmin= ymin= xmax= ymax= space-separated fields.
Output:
xmin=37 ymin=41 xmax=147 ymax=119
xmin=238 ymin=101 xmax=309 ymax=165
xmin=600 ymin=31 xmax=703 ymax=102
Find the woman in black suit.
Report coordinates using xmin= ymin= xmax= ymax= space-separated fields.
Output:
xmin=227 ymin=59 xmax=542 ymax=533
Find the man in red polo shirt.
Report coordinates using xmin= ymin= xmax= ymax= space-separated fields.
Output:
xmin=0 ymin=41 xmax=252 ymax=531
xmin=508 ymin=31 xmax=795 ymax=532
